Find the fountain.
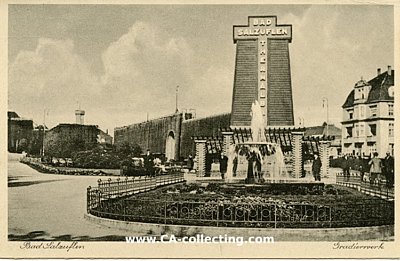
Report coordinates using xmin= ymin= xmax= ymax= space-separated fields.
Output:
xmin=225 ymin=100 xmax=288 ymax=184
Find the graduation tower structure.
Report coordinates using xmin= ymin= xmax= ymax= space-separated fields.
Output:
xmin=230 ymin=16 xmax=294 ymax=127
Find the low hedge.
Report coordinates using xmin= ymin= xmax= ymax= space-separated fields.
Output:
xmin=20 ymin=157 xmax=109 ymax=176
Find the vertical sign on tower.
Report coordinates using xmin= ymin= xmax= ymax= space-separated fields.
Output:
xmin=231 ymin=16 xmax=294 ymax=127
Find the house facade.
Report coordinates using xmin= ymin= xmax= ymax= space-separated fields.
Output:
xmin=8 ymin=111 xmax=34 ymax=153
xmin=342 ymin=66 xmax=394 ymax=157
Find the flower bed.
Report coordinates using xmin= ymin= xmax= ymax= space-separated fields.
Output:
xmin=21 ymin=157 xmax=110 ymax=176
xmin=89 ymin=182 xmax=394 ymax=228
xmin=126 ymin=182 xmax=383 ymax=208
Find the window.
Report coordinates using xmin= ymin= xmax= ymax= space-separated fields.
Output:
xmin=389 ymin=123 xmax=394 ymax=137
xmin=355 ymin=123 xmax=359 ymax=137
xmin=359 ymin=123 xmax=365 ymax=137
xmin=347 ymin=109 xmax=353 ymax=120
xmin=346 ymin=127 xmax=353 ymax=138
xmin=389 ymin=104 xmax=394 ymax=116
xmin=370 ymin=105 xmax=377 ymax=117
xmin=368 ymin=143 xmax=377 ymax=154
xmin=369 ymin=124 xmax=377 ymax=136
xmin=360 ymin=106 xmax=365 ymax=118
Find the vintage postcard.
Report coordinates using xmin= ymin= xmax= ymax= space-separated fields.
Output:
xmin=0 ymin=0 xmax=399 ymax=258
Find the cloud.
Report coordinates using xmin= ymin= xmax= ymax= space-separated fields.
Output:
xmin=9 ymin=38 xmax=101 ymax=127
xmin=188 ymin=65 xmax=233 ymax=117
xmin=282 ymin=6 xmax=393 ymax=126
xmin=98 ymin=22 xmax=198 ymax=117
xmin=9 ymin=7 xmax=393 ymax=132
xmin=9 ymin=21 xmax=233 ymax=132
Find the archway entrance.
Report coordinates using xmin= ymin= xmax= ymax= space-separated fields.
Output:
xmin=165 ymin=131 xmax=175 ymax=161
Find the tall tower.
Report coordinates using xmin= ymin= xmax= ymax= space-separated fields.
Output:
xmin=230 ymin=16 xmax=294 ymax=127
xmin=75 ymin=110 xmax=85 ymax=125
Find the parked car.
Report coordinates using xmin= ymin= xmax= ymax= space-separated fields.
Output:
xmin=58 ymin=158 xmax=66 ymax=167
xmin=65 ymin=158 xmax=73 ymax=167
xmin=120 ymin=157 xmax=146 ymax=176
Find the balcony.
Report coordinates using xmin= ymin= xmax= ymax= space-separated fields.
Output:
xmin=366 ymin=135 xmax=376 ymax=142
xmin=343 ymin=136 xmax=366 ymax=143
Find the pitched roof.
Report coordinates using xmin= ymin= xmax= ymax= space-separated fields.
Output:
xmin=49 ymin=123 xmax=99 ymax=132
xmin=8 ymin=111 xmax=19 ymax=119
xmin=343 ymin=69 xmax=394 ymax=108
xmin=305 ymin=124 xmax=341 ymax=138
xmin=366 ymin=70 xmax=394 ymax=103
xmin=342 ymin=90 xmax=355 ymax=108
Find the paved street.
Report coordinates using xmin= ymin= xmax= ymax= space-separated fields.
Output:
xmin=8 ymin=154 xmax=339 ymax=241
xmin=8 ymin=154 xmax=133 ymax=241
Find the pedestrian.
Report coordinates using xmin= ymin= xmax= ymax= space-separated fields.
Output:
xmin=205 ymin=154 xmax=212 ymax=177
xmin=219 ymin=152 xmax=228 ymax=180
xmin=312 ymin=153 xmax=322 ymax=181
xmin=358 ymin=155 xmax=367 ymax=182
xmin=368 ymin=152 xmax=382 ymax=186
xmin=144 ymin=149 xmax=154 ymax=177
xmin=232 ymin=154 xmax=238 ymax=177
xmin=342 ymin=155 xmax=351 ymax=181
xmin=383 ymin=151 xmax=394 ymax=188
xmin=187 ymin=154 xmax=194 ymax=171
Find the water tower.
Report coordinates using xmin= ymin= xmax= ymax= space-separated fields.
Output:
xmin=75 ymin=110 xmax=85 ymax=125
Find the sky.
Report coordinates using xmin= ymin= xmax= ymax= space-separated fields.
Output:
xmin=8 ymin=4 xmax=394 ymax=135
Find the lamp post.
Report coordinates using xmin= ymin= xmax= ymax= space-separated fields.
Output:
xmin=322 ymin=97 xmax=329 ymax=136
xmin=175 ymin=85 xmax=179 ymax=113
xmin=42 ymin=108 xmax=49 ymax=156
xmin=298 ymin=117 xmax=305 ymax=128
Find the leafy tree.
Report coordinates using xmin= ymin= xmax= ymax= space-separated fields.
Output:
xmin=118 ymin=142 xmax=142 ymax=157
xmin=131 ymin=144 xmax=142 ymax=157
xmin=17 ymin=138 xmax=28 ymax=153
xmin=46 ymin=137 xmax=87 ymax=158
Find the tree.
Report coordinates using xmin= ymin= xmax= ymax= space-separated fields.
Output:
xmin=131 ymin=144 xmax=142 ymax=157
xmin=46 ymin=137 xmax=87 ymax=158
xmin=117 ymin=142 xmax=142 ymax=157
xmin=17 ymin=138 xmax=28 ymax=153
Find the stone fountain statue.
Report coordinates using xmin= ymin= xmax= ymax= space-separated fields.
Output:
xmin=225 ymin=100 xmax=288 ymax=184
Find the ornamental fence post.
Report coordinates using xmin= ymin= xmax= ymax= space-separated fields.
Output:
xmin=164 ymin=200 xmax=168 ymax=224
xmin=123 ymin=199 xmax=126 ymax=222
xmin=216 ymin=201 xmax=220 ymax=227
xmin=108 ymin=178 xmax=111 ymax=199
xmin=117 ymin=177 xmax=120 ymax=197
xmin=87 ymin=186 xmax=91 ymax=213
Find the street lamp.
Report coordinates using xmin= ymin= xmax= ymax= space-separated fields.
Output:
xmin=322 ymin=97 xmax=329 ymax=136
xmin=175 ymin=85 xmax=179 ymax=113
xmin=298 ymin=117 xmax=305 ymax=128
xmin=42 ymin=108 xmax=49 ymax=157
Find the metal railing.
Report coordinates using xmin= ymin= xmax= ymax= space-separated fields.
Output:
xmin=336 ymin=171 xmax=394 ymax=201
xmin=87 ymin=196 xmax=393 ymax=228
xmin=87 ymin=172 xmax=185 ymax=211
xmin=86 ymin=171 xmax=394 ymax=228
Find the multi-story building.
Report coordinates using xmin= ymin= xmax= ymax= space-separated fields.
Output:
xmin=44 ymin=110 xmax=113 ymax=157
xmin=8 ymin=111 xmax=33 ymax=153
xmin=342 ymin=66 xmax=394 ymax=157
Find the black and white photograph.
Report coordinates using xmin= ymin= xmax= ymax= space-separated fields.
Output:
xmin=2 ymin=2 xmax=399 ymax=258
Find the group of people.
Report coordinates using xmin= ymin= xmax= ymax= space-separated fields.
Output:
xmin=341 ymin=152 xmax=394 ymax=187
xmin=217 ymin=150 xmax=262 ymax=181
xmin=143 ymin=150 xmax=168 ymax=177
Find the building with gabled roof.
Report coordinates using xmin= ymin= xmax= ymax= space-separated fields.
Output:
xmin=8 ymin=111 xmax=33 ymax=153
xmin=305 ymin=122 xmax=342 ymax=157
xmin=342 ymin=66 xmax=394 ymax=157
